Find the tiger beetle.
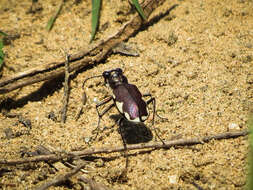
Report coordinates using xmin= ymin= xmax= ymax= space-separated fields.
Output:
xmin=83 ymin=68 xmax=165 ymax=144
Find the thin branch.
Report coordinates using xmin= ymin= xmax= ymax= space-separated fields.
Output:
xmin=75 ymin=90 xmax=87 ymax=121
xmin=0 ymin=0 xmax=168 ymax=94
xmin=61 ymin=52 xmax=70 ymax=123
xmin=34 ymin=161 xmax=86 ymax=190
xmin=0 ymin=130 xmax=249 ymax=165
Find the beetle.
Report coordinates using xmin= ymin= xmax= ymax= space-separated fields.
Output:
xmin=82 ymin=68 xmax=164 ymax=143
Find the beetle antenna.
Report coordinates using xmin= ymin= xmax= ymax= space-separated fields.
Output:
xmin=82 ymin=75 xmax=103 ymax=89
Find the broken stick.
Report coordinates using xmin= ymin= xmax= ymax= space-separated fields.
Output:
xmin=0 ymin=130 xmax=249 ymax=165
xmin=34 ymin=161 xmax=86 ymax=190
xmin=0 ymin=0 xmax=172 ymax=94
xmin=61 ymin=52 xmax=70 ymax=123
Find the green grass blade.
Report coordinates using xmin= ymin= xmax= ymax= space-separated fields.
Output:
xmin=0 ymin=39 xmax=4 ymax=70
xmin=90 ymin=0 xmax=101 ymax=42
xmin=0 ymin=30 xmax=7 ymax=36
xmin=46 ymin=2 xmax=64 ymax=31
xmin=247 ymin=117 xmax=253 ymax=190
xmin=131 ymin=0 xmax=147 ymax=20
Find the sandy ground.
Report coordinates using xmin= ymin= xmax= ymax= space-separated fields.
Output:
xmin=0 ymin=0 xmax=253 ymax=189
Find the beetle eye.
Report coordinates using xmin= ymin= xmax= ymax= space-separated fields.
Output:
xmin=115 ymin=68 xmax=122 ymax=73
xmin=103 ymin=71 xmax=110 ymax=78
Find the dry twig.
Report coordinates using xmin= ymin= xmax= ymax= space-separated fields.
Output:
xmin=61 ymin=52 xmax=70 ymax=123
xmin=34 ymin=161 xmax=86 ymax=190
xmin=0 ymin=130 xmax=249 ymax=165
xmin=75 ymin=90 xmax=87 ymax=121
xmin=0 ymin=0 xmax=169 ymax=94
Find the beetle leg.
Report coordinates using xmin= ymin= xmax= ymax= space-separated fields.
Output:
xmin=143 ymin=93 xmax=168 ymax=121
xmin=118 ymin=118 xmax=129 ymax=176
xmin=92 ymin=96 xmax=114 ymax=140
xmin=143 ymin=93 xmax=156 ymax=125
xmin=143 ymin=93 xmax=165 ymax=144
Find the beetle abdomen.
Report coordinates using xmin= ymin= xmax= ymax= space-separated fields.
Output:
xmin=113 ymin=84 xmax=149 ymax=122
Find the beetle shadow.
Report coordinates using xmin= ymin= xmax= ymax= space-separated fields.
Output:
xmin=110 ymin=114 xmax=153 ymax=144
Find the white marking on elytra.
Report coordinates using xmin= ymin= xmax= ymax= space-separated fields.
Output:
xmin=131 ymin=117 xmax=141 ymax=123
xmin=116 ymin=102 xmax=141 ymax=122
xmin=125 ymin=112 xmax=130 ymax=120
xmin=116 ymin=101 xmax=123 ymax=113
xmin=141 ymin=115 xmax=148 ymax=121
xmin=125 ymin=112 xmax=141 ymax=123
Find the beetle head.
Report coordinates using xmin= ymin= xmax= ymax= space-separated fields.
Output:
xmin=103 ymin=68 xmax=128 ymax=89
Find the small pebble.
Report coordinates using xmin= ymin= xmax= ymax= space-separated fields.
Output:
xmin=84 ymin=137 xmax=91 ymax=143
xmin=93 ymin=97 xmax=98 ymax=103
xmin=4 ymin=128 xmax=14 ymax=139
xmin=228 ymin=123 xmax=240 ymax=130
xmin=168 ymin=175 xmax=177 ymax=184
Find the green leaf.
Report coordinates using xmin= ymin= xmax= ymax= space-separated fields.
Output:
xmin=46 ymin=2 xmax=64 ymax=31
xmin=90 ymin=0 xmax=101 ymax=42
xmin=0 ymin=39 xmax=4 ymax=70
xmin=0 ymin=30 xmax=7 ymax=36
xmin=131 ymin=0 xmax=147 ymax=20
